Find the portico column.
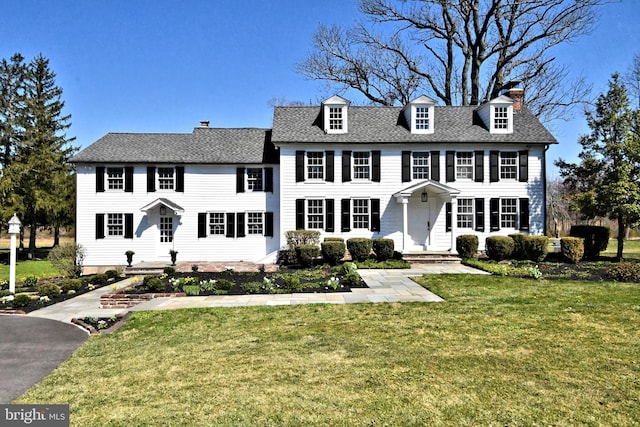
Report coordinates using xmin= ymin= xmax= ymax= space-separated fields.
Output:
xmin=450 ymin=196 xmax=458 ymax=254
xmin=401 ymin=198 xmax=409 ymax=252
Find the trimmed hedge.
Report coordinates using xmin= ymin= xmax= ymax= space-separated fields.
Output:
xmin=347 ymin=238 xmax=373 ymax=262
xmin=561 ymin=237 xmax=584 ymax=264
xmin=456 ymin=235 xmax=479 ymax=259
xmin=524 ymin=236 xmax=549 ymax=262
xmin=323 ymin=237 xmax=345 ymax=243
xmin=509 ymin=234 xmax=528 ymax=260
xmin=321 ymin=241 xmax=346 ymax=265
xmin=485 ymin=236 xmax=514 ymax=261
xmin=372 ymin=238 xmax=395 ymax=261
xmin=296 ymin=244 xmax=321 ymax=267
xmin=569 ymin=225 xmax=609 ymax=259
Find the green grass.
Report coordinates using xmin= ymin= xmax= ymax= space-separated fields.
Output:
xmin=603 ymin=238 xmax=640 ymax=259
xmin=0 ymin=260 xmax=61 ymax=283
xmin=15 ymin=275 xmax=640 ymax=426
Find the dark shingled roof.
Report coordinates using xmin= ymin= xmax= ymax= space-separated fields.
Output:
xmin=71 ymin=128 xmax=278 ymax=164
xmin=271 ymin=105 xmax=557 ymax=145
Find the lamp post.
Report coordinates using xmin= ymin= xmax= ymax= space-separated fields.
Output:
xmin=8 ymin=214 xmax=21 ymax=294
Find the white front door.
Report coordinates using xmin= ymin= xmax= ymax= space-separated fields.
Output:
xmin=156 ymin=215 xmax=175 ymax=260
xmin=407 ymin=194 xmax=431 ymax=250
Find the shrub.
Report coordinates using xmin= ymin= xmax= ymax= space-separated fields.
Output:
xmin=323 ymin=237 xmax=344 ymax=242
xmin=456 ymin=235 xmax=479 ymax=259
xmin=285 ymin=230 xmax=321 ymax=249
xmin=61 ymin=279 xmax=82 ymax=292
xmin=561 ymin=237 xmax=584 ymax=264
xmin=23 ymin=276 xmax=38 ymax=288
xmin=509 ymin=234 xmax=528 ymax=260
xmin=485 ymin=236 xmax=514 ymax=261
xmin=37 ymin=283 xmax=61 ymax=298
xmin=372 ymin=238 xmax=394 ymax=261
xmin=47 ymin=243 xmax=85 ymax=278
xmin=321 ymin=241 xmax=346 ymax=265
xmin=12 ymin=294 xmax=32 ymax=307
xmin=606 ymin=262 xmax=640 ymax=283
xmin=240 ymin=281 xmax=262 ymax=294
xmin=282 ymin=274 xmax=304 ymax=292
xmin=91 ymin=274 xmax=108 ymax=285
xmin=341 ymin=272 xmax=361 ymax=288
xmin=215 ymin=279 xmax=234 ymax=291
xmin=144 ymin=277 xmax=164 ymax=292
xmin=347 ymin=238 xmax=373 ymax=262
xmin=277 ymin=249 xmax=297 ymax=266
xmin=163 ymin=266 xmax=176 ymax=276
xmin=295 ymin=244 xmax=321 ymax=267
xmin=524 ymin=236 xmax=549 ymax=262
xmin=569 ymin=225 xmax=610 ymax=260
xmin=105 ymin=270 xmax=120 ymax=279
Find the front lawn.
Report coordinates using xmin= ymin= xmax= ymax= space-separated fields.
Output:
xmin=15 ymin=275 xmax=640 ymax=426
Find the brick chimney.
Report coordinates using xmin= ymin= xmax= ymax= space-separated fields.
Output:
xmin=507 ymin=88 xmax=524 ymax=111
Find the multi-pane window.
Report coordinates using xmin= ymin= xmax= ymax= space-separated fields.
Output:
xmin=307 ymin=152 xmax=324 ymax=180
xmin=247 ymin=212 xmax=263 ymax=235
xmin=456 ymin=152 xmax=473 ymax=180
xmin=107 ymin=213 xmax=123 ymax=236
xmin=160 ymin=217 xmax=173 ymax=242
xmin=501 ymin=199 xmax=517 ymax=228
xmin=107 ymin=167 xmax=124 ymax=190
xmin=329 ymin=107 xmax=343 ymax=130
xmin=353 ymin=152 xmax=370 ymax=180
xmin=457 ymin=199 xmax=473 ymax=228
xmin=247 ymin=168 xmax=263 ymax=191
xmin=412 ymin=152 xmax=430 ymax=179
xmin=209 ymin=213 xmax=225 ymax=235
xmin=353 ymin=199 xmax=369 ymax=229
xmin=494 ymin=106 xmax=509 ymax=129
xmin=500 ymin=152 xmax=517 ymax=179
xmin=415 ymin=107 xmax=429 ymax=130
xmin=307 ymin=199 xmax=324 ymax=229
xmin=158 ymin=167 xmax=175 ymax=190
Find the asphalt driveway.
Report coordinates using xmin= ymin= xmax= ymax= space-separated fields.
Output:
xmin=0 ymin=315 xmax=88 ymax=403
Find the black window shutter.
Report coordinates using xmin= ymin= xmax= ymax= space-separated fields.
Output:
xmin=326 ymin=151 xmax=334 ymax=182
xmin=236 ymin=213 xmax=246 ymax=238
xmin=325 ymin=199 xmax=335 ymax=232
xmin=96 ymin=166 xmax=105 ymax=192
xmin=519 ymin=198 xmax=530 ymax=231
xmin=372 ymin=150 xmax=381 ymax=182
xmin=446 ymin=151 xmax=455 ymax=182
xmin=431 ymin=151 xmax=440 ymax=181
xmin=490 ymin=198 xmax=500 ymax=231
xmin=341 ymin=199 xmax=351 ymax=232
xmin=371 ymin=198 xmax=381 ymax=232
xmin=490 ymin=151 xmax=499 ymax=182
xmin=95 ymin=214 xmax=105 ymax=239
xmin=342 ymin=151 xmax=351 ymax=182
xmin=147 ymin=166 xmax=156 ymax=192
xmin=475 ymin=198 xmax=485 ymax=232
xmin=265 ymin=212 xmax=274 ymax=237
xmin=175 ymin=166 xmax=184 ymax=192
xmin=264 ymin=167 xmax=273 ymax=192
xmin=446 ymin=202 xmax=452 ymax=232
xmin=236 ymin=167 xmax=245 ymax=193
xmin=198 ymin=213 xmax=207 ymax=238
xmin=124 ymin=213 xmax=134 ymax=239
xmin=519 ymin=150 xmax=529 ymax=182
xmin=225 ymin=213 xmax=235 ymax=238
xmin=296 ymin=151 xmax=305 ymax=182
xmin=474 ymin=151 xmax=484 ymax=182
xmin=124 ymin=166 xmax=134 ymax=192
xmin=295 ymin=199 xmax=305 ymax=230
xmin=402 ymin=151 xmax=411 ymax=182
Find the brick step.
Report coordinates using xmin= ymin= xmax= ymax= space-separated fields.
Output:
xmin=402 ymin=252 xmax=461 ymax=264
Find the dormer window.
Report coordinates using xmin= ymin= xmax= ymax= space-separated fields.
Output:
xmin=404 ymin=95 xmax=436 ymax=134
xmin=477 ymin=95 xmax=514 ymax=134
xmin=494 ymin=106 xmax=509 ymax=130
xmin=322 ymin=95 xmax=350 ymax=134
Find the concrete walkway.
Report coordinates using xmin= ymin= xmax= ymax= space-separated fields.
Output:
xmin=28 ymin=263 xmax=487 ymax=323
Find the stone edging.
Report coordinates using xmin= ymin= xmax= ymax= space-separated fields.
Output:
xmin=100 ymin=284 xmax=186 ymax=309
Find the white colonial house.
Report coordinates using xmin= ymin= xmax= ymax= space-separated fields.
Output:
xmin=72 ymin=87 xmax=556 ymax=267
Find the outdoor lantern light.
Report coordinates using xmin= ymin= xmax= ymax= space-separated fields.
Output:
xmin=159 ymin=205 xmax=166 ymax=215
xmin=421 ymin=191 xmax=429 ymax=203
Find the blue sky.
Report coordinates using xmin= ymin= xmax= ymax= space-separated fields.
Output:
xmin=2 ymin=0 xmax=639 ymax=176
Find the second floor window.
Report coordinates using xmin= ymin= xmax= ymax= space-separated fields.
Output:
xmin=158 ymin=167 xmax=175 ymax=190
xmin=353 ymin=152 xmax=370 ymax=180
xmin=306 ymin=152 xmax=324 ymax=180
xmin=107 ymin=167 xmax=124 ymax=190
xmin=247 ymin=168 xmax=263 ymax=191
xmin=500 ymin=152 xmax=517 ymax=179
xmin=456 ymin=152 xmax=473 ymax=180
xmin=413 ymin=152 xmax=430 ymax=180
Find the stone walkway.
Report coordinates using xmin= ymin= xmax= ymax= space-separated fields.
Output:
xmin=28 ymin=263 xmax=488 ymax=323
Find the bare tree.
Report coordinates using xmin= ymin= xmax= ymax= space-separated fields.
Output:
xmin=299 ymin=0 xmax=605 ymax=121
xmin=624 ymin=52 xmax=640 ymax=109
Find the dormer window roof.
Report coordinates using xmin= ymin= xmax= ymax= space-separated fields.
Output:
xmin=322 ymin=95 xmax=350 ymax=134
xmin=477 ymin=95 xmax=514 ymax=134
xmin=404 ymin=95 xmax=436 ymax=134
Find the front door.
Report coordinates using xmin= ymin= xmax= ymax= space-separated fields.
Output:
xmin=407 ymin=193 xmax=432 ymax=250
xmin=156 ymin=215 xmax=175 ymax=260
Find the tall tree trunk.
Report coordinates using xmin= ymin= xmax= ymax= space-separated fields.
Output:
xmin=617 ymin=213 xmax=624 ymax=262
xmin=28 ymin=220 xmax=36 ymax=259
xmin=54 ymin=225 xmax=60 ymax=247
